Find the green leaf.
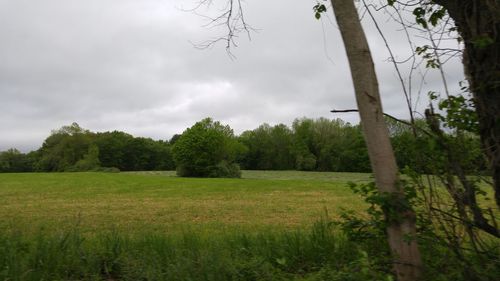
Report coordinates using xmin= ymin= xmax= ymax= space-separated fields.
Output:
xmin=429 ymin=7 xmax=446 ymax=26
xmin=313 ymin=3 xmax=327 ymax=20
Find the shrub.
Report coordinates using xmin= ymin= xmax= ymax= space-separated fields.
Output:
xmin=207 ymin=161 xmax=241 ymax=178
xmin=172 ymin=118 xmax=244 ymax=178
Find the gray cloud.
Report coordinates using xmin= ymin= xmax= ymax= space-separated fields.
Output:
xmin=0 ymin=0 xmax=465 ymax=152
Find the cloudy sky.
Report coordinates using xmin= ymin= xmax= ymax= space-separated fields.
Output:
xmin=0 ymin=0 xmax=464 ymax=152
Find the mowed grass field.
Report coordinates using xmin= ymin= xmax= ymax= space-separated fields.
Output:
xmin=0 ymin=171 xmax=371 ymax=235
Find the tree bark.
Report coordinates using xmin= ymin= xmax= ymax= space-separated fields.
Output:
xmin=330 ymin=1 xmax=422 ymax=280
xmin=433 ymin=0 xmax=500 ymax=208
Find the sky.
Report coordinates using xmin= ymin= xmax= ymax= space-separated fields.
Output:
xmin=0 ymin=0 xmax=465 ymax=152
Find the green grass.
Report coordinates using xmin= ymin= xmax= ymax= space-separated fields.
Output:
xmin=0 ymin=171 xmax=369 ymax=235
xmin=0 ymin=171 xmax=379 ymax=280
xmin=0 ymin=219 xmax=396 ymax=281
xmin=1 ymin=171 xmax=497 ymax=281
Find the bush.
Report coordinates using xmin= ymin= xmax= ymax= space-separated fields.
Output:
xmin=172 ymin=118 xmax=245 ymax=178
xmin=208 ymin=161 xmax=241 ymax=178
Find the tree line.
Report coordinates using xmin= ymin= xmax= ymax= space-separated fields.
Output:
xmin=0 ymin=123 xmax=174 ymax=173
xmin=0 ymin=117 xmax=485 ymax=174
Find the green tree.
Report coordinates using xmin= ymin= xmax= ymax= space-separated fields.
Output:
xmin=291 ymin=118 xmax=369 ymax=172
xmin=239 ymin=124 xmax=274 ymax=170
xmin=292 ymin=118 xmax=317 ymax=171
xmin=95 ymin=131 xmax=174 ymax=171
xmin=94 ymin=131 xmax=133 ymax=170
xmin=239 ymin=123 xmax=294 ymax=170
xmin=123 ymin=137 xmax=174 ymax=171
xmin=172 ymin=118 xmax=244 ymax=177
xmin=36 ymin=123 xmax=95 ymax=172
xmin=0 ymin=148 xmax=34 ymax=172
xmin=71 ymin=144 xmax=101 ymax=171
xmin=333 ymin=125 xmax=370 ymax=173
xmin=153 ymin=140 xmax=176 ymax=171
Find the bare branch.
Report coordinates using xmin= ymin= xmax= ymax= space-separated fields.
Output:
xmin=186 ymin=0 xmax=254 ymax=57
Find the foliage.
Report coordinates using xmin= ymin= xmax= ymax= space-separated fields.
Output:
xmin=338 ymin=178 xmax=499 ymax=281
xmin=336 ymin=90 xmax=498 ymax=280
xmin=2 ymin=116 xmax=485 ymax=175
xmin=292 ymin=118 xmax=317 ymax=171
xmin=172 ymin=118 xmax=244 ymax=177
xmin=313 ymin=1 xmax=327 ymax=20
xmin=3 ymin=123 xmax=176 ymax=173
xmin=238 ymin=117 xmax=370 ymax=172
xmin=93 ymin=131 xmax=175 ymax=172
xmin=0 ymin=148 xmax=35 ymax=172
xmin=35 ymin=122 xmax=95 ymax=172
xmin=71 ymin=144 xmax=101 ymax=171
xmin=208 ymin=160 xmax=242 ymax=178
xmin=93 ymin=130 xmax=133 ymax=170
xmin=292 ymin=118 xmax=370 ymax=172
xmin=239 ymin=123 xmax=294 ymax=170
xmin=430 ymin=90 xmax=479 ymax=134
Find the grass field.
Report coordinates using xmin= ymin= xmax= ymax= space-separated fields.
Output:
xmin=0 ymin=171 xmax=371 ymax=235
xmin=1 ymin=171 xmax=497 ymax=280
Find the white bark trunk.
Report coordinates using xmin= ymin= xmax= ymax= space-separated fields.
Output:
xmin=329 ymin=1 xmax=422 ymax=280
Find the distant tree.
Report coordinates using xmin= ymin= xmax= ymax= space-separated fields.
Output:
xmin=153 ymin=140 xmax=176 ymax=171
xmin=33 ymin=124 xmax=175 ymax=172
xmin=94 ymin=131 xmax=174 ymax=171
xmin=291 ymin=118 xmax=369 ymax=172
xmin=123 ymin=137 xmax=172 ymax=171
xmin=36 ymin=123 xmax=95 ymax=172
xmin=0 ymin=148 xmax=34 ymax=172
xmin=269 ymin=124 xmax=295 ymax=170
xmin=71 ymin=144 xmax=101 ymax=171
xmin=239 ymin=123 xmax=294 ymax=170
xmin=310 ymin=118 xmax=341 ymax=171
xmin=239 ymin=124 xmax=274 ymax=170
xmin=384 ymin=116 xmax=486 ymax=174
xmin=122 ymin=137 xmax=155 ymax=171
xmin=292 ymin=118 xmax=317 ymax=171
xmin=172 ymin=118 xmax=244 ymax=177
xmin=94 ymin=131 xmax=133 ymax=170
xmin=169 ymin=134 xmax=182 ymax=145
xmin=332 ymin=125 xmax=370 ymax=173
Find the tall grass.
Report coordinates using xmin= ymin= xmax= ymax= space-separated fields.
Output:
xmin=1 ymin=219 xmax=498 ymax=280
xmin=0 ymin=219 xmax=393 ymax=281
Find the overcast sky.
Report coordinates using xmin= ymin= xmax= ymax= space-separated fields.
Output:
xmin=0 ymin=0 xmax=464 ymax=152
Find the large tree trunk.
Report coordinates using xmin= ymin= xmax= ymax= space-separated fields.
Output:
xmin=330 ymin=1 xmax=422 ymax=280
xmin=434 ymin=0 xmax=500 ymax=208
